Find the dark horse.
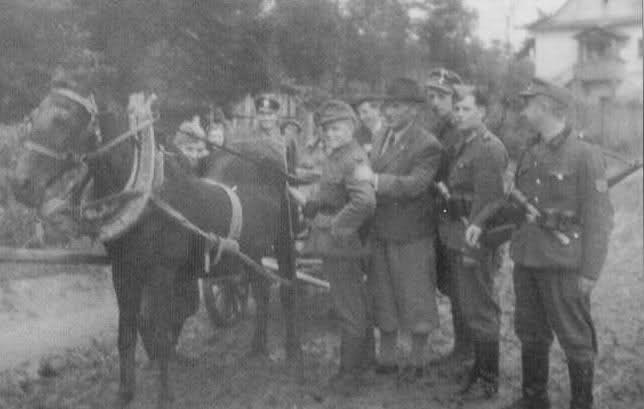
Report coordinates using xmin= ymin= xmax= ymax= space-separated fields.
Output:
xmin=10 ymin=72 xmax=299 ymax=408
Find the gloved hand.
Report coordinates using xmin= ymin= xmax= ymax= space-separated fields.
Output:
xmin=302 ymin=200 xmax=321 ymax=219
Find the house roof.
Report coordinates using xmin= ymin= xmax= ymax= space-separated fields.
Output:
xmin=526 ymin=0 xmax=642 ymax=31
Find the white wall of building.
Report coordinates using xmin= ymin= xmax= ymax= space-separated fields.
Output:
xmin=533 ymin=30 xmax=579 ymax=80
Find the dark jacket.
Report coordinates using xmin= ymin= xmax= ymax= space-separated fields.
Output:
xmin=510 ymin=126 xmax=614 ymax=280
xmin=438 ymin=126 xmax=508 ymax=250
xmin=370 ymin=120 xmax=443 ymax=241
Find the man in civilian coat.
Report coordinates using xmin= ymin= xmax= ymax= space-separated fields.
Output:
xmin=365 ymin=77 xmax=443 ymax=381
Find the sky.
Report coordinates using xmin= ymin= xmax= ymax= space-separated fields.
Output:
xmin=465 ymin=0 xmax=568 ymax=48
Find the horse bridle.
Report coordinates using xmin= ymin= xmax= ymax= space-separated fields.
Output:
xmin=24 ymin=88 xmax=156 ymax=165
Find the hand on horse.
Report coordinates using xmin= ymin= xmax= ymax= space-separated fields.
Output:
xmin=302 ymin=200 xmax=321 ymax=219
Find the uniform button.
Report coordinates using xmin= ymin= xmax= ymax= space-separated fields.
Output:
xmin=536 ymin=178 xmax=541 ymax=185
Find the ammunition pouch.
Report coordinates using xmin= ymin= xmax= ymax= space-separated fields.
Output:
xmin=537 ymin=208 xmax=579 ymax=233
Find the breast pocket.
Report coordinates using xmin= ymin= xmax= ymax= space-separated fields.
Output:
xmin=547 ymin=169 xmax=576 ymax=200
xmin=449 ymin=159 xmax=473 ymax=188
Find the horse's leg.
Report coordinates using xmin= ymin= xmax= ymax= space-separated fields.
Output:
xmin=250 ymin=270 xmax=270 ymax=356
xmin=146 ymin=265 xmax=177 ymax=408
xmin=112 ymin=265 xmax=144 ymax=406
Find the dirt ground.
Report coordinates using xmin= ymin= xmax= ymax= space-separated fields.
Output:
xmin=0 ymin=173 xmax=642 ymax=409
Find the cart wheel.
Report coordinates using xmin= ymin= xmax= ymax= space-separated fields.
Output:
xmin=202 ymin=274 xmax=249 ymax=328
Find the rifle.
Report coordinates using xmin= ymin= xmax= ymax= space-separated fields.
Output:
xmin=481 ymin=158 xmax=643 ymax=248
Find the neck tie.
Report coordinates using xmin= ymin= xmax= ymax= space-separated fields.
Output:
xmin=381 ymin=129 xmax=395 ymax=155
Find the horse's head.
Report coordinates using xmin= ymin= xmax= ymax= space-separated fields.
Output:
xmin=10 ymin=77 xmax=100 ymax=213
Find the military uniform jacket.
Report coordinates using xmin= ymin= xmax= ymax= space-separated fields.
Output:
xmin=438 ymin=126 xmax=508 ymax=250
xmin=510 ymin=126 xmax=614 ymax=280
xmin=370 ymin=120 xmax=443 ymax=241
xmin=305 ymin=140 xmax=376 ymax=258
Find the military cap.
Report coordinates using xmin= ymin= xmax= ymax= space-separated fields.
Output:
xmin=178 ymin=115 xmax=206 ymax=139
xmin=316 ymin=99 xmax=357 ymax=126
xmin=382 ymin=77 xmax=425 ymax=104
xmin=254 ymin=93 xmax=280 ymax=112
xmin=280 ymin=117 xmax=303 ymax=133
xmin=519 ymin=77 xmax=574 ymax=107
xmin=425 ymin=68 xmax=463 ymax=95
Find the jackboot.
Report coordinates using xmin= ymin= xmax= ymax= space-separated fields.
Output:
xmin=327 ymin=332 xmax=370 ymax=396
xmin=460 ymin=340 xmax=499 ymax=400
xmin=568 ymin=359 xmax=594 ymax=409
xmin=503 ymin=344 xmax=551 ymax=409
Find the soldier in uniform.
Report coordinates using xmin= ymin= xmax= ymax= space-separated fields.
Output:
xmin=255 ymin=93 xmax=282 ymax=139
xmin=437 ymin=87 xmax=509 ymax=400
xmin=424 ymin=68 xmax=476 ymax=368
xmin=173 ymin=116 xmax=208 ymax=174
xmin=302 ymin=100 xmax=376 ymax=394
xmin=503 ymin=78 xmax=614 ymax=409
xmin=254 ymin=93 xmax=298 ymax=173
xmin=365 ymin=78 xmax=443 ymax=380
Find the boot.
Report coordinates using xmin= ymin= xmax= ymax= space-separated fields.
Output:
xmin=568 ymin=360 xmax=594 ymax=409
xmin=360 ymin=326 xmax=376 ymax=371
xmin=460 ymin=340 xmax=499 ymax=400
xmin=327 ymin=332 xmax=369 ymax=396
xmin=503 ymin=344 xmax=551 ymax=409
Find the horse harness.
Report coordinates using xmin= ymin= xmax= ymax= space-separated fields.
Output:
xmin=23 ymin=88 xmax=246 ymax=272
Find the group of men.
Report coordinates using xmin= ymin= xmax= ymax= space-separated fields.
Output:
xmin=300 ymin=70 xmax=613 ymax=409
xmin=171 ymin=71 xmax=613 ymax=408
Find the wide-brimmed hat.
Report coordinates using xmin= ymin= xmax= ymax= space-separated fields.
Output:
xmin=381 ymin=78 xmax=425 ymax=104
xmin=316 ymin=99 xmax=357 ymax=126
xmin=424 ymin=68 xmax=463 ymax=95
xmin=519 ymin=77 xmax=574 ymax=107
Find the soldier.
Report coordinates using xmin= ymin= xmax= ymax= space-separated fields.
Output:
xmin=365 ymin=78 xmax=443 ymax=381
xmin=503 ymin=78 xmax=614 ymax=409
xmin=254 ymin=93 xmax=282 ymax=139
xmin=254 ymin=93 xmax=298 ymax=173
xmin=437 ymin=87 xmax=509 ymax=400
xmin=424 ymin=68 xmax=475 ymax=369
xmin=302 ymin=100 xmax=376 ymax=395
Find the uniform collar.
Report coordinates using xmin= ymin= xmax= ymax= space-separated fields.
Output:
xmin=543 ymin=124 xmax=571 ymax=151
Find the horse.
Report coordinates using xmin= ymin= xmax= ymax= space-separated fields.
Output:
xmin=9 ymin=72 xmax=300 ymax=408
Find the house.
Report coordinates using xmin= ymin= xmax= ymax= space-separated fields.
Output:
xmin=525 ymin=0 xmax=643 ymax=102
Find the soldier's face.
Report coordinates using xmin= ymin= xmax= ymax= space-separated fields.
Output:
xmin=426 ymin=88 xmax=453 ymax=117
xmin=454 ymin=95 xmax=485 ymax=131
xmin=382 ymin=101 xmax=417 ymax=131
xmin=357 ymin=101 xmax=381 ymax=130
xmin=257 ymin=109 xmax=279 ymax=131
xmin=178 ymin=140 xmax=208 ymax=168
xmin=322 ymin=119 xmax=354 ymax=152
